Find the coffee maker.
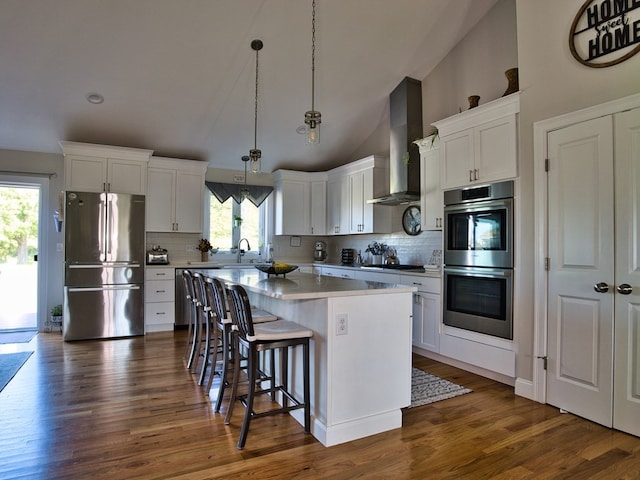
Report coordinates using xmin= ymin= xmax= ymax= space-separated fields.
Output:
xmin=314 ymin=241 xmax=327 ymax=263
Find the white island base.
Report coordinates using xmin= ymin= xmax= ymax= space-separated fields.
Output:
xmin=202 ymin=270 xmax=414 ymax=447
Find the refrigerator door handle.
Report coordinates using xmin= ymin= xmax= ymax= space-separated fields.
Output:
xmin=67 ymin=262 xmax=142 ymax=269
xmin=67 ymin=285 xmax=141 ymax=293
xmin=106 ymin=195 xmax=112 ymax=258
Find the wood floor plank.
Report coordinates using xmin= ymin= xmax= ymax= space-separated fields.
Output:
xmin=1 ymin=331 xmax=640 ymax=479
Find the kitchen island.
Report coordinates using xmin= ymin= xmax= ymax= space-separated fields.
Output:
xmin=197 ymin=268 xmax=415 ymax=447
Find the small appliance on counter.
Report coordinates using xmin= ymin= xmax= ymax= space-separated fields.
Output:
xmin=314 ymin=241 xmax=327 ymax=263
xmin=147 ymin=246 xmax=169 ymax=265
xmin=341 ymin=248 xmax=354 ymax=265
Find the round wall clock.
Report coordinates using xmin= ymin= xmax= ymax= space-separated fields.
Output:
xmin=402 ymin=205 xmax=421 ymax=236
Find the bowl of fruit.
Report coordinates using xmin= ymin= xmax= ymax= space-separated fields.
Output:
xmin=254 ymin=263 xmax=299 ymax=277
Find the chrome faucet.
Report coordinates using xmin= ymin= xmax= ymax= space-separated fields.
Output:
xmin=237 ymin=238 xmax=251 ymax=263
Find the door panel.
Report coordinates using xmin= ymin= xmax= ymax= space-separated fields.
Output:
xmin=613 ymin=107 xmax=640 ymax=436
xmin=546 ymin=115 xmax=614 ymax=427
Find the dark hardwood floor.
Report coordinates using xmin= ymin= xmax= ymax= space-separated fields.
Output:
xmin=1 ymin=331 xmax=639 ymax=479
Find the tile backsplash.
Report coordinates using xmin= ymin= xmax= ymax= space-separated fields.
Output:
xmin=148 ymin=228 xmax=443 ymax=267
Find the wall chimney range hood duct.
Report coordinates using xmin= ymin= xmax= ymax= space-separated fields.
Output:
xmin=368 ymin=77 xmax=423 ymax=206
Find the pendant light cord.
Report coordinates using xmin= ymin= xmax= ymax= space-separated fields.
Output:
xmin=311 ymin=0 xmax=316 ymax=113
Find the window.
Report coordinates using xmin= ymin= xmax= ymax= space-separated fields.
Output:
xmin=204 ymin=191 xmax=267 ymax=255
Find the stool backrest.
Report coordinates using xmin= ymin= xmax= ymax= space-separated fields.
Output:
xmin=191 ymin=272 xmax=205 ymax=308
xmin=182 ymin=269 xmax=195 ymax=302
xmin=204 ymin=277 xmax=227 ymax=322
xmin=226 ymin=284 xmax=255 ymax=340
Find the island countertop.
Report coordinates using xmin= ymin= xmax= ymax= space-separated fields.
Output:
xmin=197 ymin=268 xmax=417 ymax=300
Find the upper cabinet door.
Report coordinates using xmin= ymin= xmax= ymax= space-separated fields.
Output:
xmin=146 ymin=168 xmax=176 ymax=232
xmin=435 ymin=94 xmax=519 ymax=190
xmin=174 ymin=170 xmax=205 ymax=233
xmin=440 ymin=130 xmax=473 ymax=190
xmin=106 ymin=158 xmax=148 ymax=195
xmin=65 ymin=155 xmax=108 ymax=192
xmin=146 ymin=157 xmax=207 ymax=233
xmin=61 ymin=142 xmax=153 ymax=194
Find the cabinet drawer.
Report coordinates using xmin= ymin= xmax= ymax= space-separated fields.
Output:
xmin=145 ymin=280 xmax=175 ymax=302
xmin=145 ymin=302 xmax=175 ymax=325
xmin=145 ymin=267 xmax=174 ymax=281
xmin=399 ymin=275 xmax=440 ymax=294
xmin=321 ymin=267 xmax=355 ymax=279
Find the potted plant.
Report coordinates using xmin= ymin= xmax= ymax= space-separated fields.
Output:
xmin=365 ymin=241 xmax=388 ymax=264
xmin=50 ymin=304 xmax=63 ymax=332
xmin=198 ymin=238 xmax=212 ymax=262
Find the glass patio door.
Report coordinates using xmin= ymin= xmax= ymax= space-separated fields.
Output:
xmin=0 ymin=181 xmax=40 ymax=331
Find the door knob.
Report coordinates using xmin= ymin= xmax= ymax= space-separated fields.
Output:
xmin=594 ymin=282 xmax=609 ymax=293
xmin=617 ymin=283 xmax=633 ymax=295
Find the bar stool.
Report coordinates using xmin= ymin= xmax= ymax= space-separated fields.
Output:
xmin=224 ymin=284 xmax=313 ymax=450
xmin=190 ymin=272 xmax=213 ymax=377
xmin=203 ymin=277 xmax=279 ymax=412
xmin=181 ymin=269 xmax=199 ymax=370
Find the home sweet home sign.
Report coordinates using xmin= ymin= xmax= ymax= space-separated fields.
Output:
xmin=569 ymin=0 xmax=640 ymax=67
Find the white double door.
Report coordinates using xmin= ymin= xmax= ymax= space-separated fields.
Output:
xmin=546 ymin=107 xmax=640 ymax=436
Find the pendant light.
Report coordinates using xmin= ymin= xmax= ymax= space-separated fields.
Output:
xmin=241 ymin=155 xmax=250 ymax=200
xmin=249 ymin=39 xmax=263 ymax=173
xmin=304 ymin=0 xmax=321 ymax=145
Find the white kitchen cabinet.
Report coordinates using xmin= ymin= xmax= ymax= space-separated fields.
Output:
xmin=319 ymin=266 xmax=356 ymax=279
xmin=434 ymin=94 xmax=519 ymax=190
xmin=144 ymin=267 xmax=175 ymax=332
xmin=354 ymin=270 xmax=400 ymax=284
xmin=401 ymin=275 xmax=441 ymax=353
xmin=61 ymin=141 xmax=153 ymax=194
xmin=328 ymin=155 xmax=391 ymax=235
xmin=416 ymin=135 xmax=443 ymax=230
xmin=146 ymin=156 xmax=208 ymax=233
xmin=273 ymin=170 xmax=327 ymax=235
xmin=326 ymin=173 xmax=350 ymax=235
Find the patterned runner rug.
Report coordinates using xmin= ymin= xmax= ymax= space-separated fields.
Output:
xmin=0 ymin=351 xmax=33 ymax=392
xmin=409 ymin=367 xmax=472 ymax=408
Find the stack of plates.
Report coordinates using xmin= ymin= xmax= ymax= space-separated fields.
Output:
xmin=341 ymin=248 xmax=354 ymax=265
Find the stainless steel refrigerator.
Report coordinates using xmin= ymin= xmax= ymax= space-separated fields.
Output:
xmin=63 ymin=191 xmax=145 ymax=341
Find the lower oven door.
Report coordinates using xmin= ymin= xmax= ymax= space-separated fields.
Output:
xmin=443 ymin=266 xmax=513 ymax=340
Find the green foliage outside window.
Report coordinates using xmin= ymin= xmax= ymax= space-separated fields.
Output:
xmin=0 ymin=186 xmax=38 ymax=263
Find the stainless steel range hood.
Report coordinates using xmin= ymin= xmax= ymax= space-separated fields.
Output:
xmin=368 ymin=77 xmax=423 ymax=205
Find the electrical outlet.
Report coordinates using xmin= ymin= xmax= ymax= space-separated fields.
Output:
xmin=336 ymin=314 xmax=348 ymax=336
xmin=56 ymin=243 xmax=63 ymax=252
xmin=186 ymin=245 xmax=196 ymax=252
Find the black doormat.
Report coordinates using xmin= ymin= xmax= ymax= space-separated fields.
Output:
xmin=0 ymin=330 xmax=37 ymax=344
xmin=0 ymin=351 xmax=33 ymax=392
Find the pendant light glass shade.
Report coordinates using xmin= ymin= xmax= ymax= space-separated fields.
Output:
xmin=241 ymin=155 xmax=250 ymax=200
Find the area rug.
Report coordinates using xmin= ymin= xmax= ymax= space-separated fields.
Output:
xmin=0 ymin=351 xmax=33 ymax=392
xmin=409 ymin=367 xmax=472 ymax=408
xmin=0 ymin=330 xmax=37 ymax=344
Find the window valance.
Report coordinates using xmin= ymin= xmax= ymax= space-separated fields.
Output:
xmin=205 ymin=181 xmax=273 ymax=207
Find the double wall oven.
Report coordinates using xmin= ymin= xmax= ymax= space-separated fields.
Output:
xmin=443 ymin=181 xmax=514 ymax=340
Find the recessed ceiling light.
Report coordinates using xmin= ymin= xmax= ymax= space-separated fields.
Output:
xmin=86 ymin=92 xmax=104 ymax=104
xmin=296 ymin=125 xmax=308 ymax=135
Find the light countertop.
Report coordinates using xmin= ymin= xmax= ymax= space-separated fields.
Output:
xmin=194 ymin=268 xmax=417 ymax=300
xmin=147 ymin=261 xmax=442 ymax=278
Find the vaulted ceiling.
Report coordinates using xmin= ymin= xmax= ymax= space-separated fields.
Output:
xmin=0 ymin=0 xmax=497 ymax=172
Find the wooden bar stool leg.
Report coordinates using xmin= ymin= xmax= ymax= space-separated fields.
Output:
xmin=238 ymin=347 xmax=258 ymax=450
xmin=303 ymin=339 xmax=310 ymax=433
xmin=224 ymin=331 xmax=240 ymax=425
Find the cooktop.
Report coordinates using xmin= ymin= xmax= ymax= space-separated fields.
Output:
xmin=359 ymin=264 xmax=426 ymax=272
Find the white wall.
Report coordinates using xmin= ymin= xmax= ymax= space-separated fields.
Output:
xmin=419 ymin=0 xmax=640 ymax=383
xmin=0 ymin=149 xmax=65 ymax=327
xmin=514 ymin=0 xmax=640 ymax=381
xmin=422 ymin=0 xmax=518 ymax=128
